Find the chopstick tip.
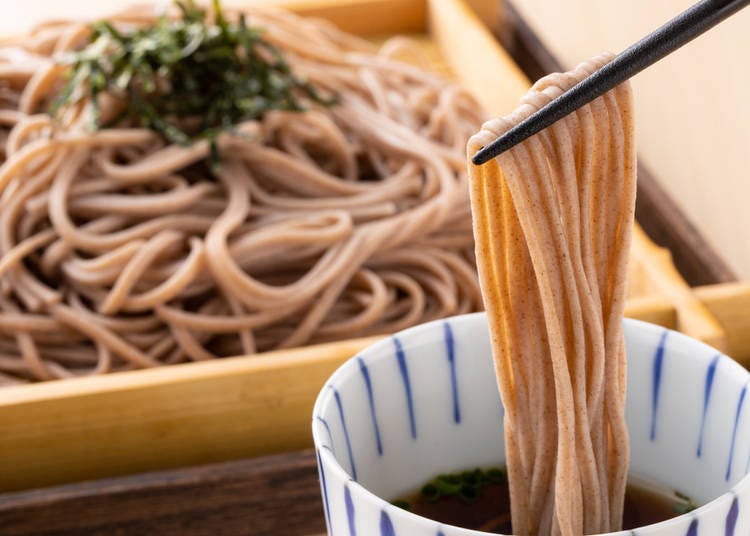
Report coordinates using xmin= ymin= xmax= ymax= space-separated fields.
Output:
xmin=471 ymin=148 xmax=490 ymax=166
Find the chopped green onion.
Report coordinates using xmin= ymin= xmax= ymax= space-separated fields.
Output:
xmin=459 ymin=484 xmax=480 ymax=504
xmin=421 ymin=483 xmax=441 ymax=502
xmin=49 ymin=0 xmax=334 ymax=169
xmin=391 ymin=499 xmax=411 ymax=511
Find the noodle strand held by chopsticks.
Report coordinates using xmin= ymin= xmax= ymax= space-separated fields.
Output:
xmin=0 ymin=5 xmax=486 ymax=383
xmin=467 ymin=53 xmax=636 ymax=535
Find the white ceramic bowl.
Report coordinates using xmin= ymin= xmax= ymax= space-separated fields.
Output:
xmin=312 ymin=313 xmax=750 ymax=535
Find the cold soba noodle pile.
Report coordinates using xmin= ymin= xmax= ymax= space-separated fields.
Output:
xmin=0 ymin=3 xmax=485 ymax=384
xmin=468 ymin=53 xmax=636 ymax=535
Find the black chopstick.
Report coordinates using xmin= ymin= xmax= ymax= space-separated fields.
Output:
xmin=472 ymin=0 xmax=750 ymax=166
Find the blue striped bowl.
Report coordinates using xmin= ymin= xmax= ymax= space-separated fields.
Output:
xmin=312 ymin=313 xmax=750 ymax=535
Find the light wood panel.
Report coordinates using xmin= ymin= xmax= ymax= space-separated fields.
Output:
xmin=2 ymin=0 xmax=427 ymax=36
xmin=428 ymin=0 xmax=528 ymax=115
xmin=695 ymin=282 xmax=750 ymax=365
xmin=0 ymin=336 xmax=381 ymax=492
xmin=509 ymin=0 xmax=750 ymax=280
xmin=630 ymin=226 xmax=726 ymax=351
xmin=464 ymin=0 xmax=501 ymax=31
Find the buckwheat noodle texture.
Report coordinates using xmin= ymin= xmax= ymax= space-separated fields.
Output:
xmin=0 ymin=7 xmax=485 ymax=385
xmin=467 ymin=53 xmax=636 ymax=535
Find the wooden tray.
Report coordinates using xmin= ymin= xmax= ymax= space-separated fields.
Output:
xmin=2 ymin=1 xmax=750 ymax=535
xmin=1 ymin=0 xmax=749 ymax=501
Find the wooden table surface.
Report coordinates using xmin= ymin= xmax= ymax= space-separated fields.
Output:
xmin=0 ymin=450 xmax=325 ymax=536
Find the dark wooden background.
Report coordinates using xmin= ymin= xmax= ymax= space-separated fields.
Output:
xmin=0 ymin=3 xmax=737 ymax=535
xmin=0 ymin=452 xmax=324 ymax=536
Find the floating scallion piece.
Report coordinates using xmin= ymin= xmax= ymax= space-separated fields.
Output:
xmin=673 ymin=490 xmax=698 ymax=514
xmin=391 ymin=499 xmax=411 ymax=511
xmin=485 ymin=467 xmax=507 ymax=484
xmin=458 ymin=484 xmax=479 ymax=504
xmin=418 ymin=467 xmax=507 ymax=504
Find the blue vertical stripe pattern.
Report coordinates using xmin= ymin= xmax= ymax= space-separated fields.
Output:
xmin=345 ymin=482 xmax=357 ymax=536
xmin=394 ymin=337 xmax=417 ymax=439
xmin=316 ymin=416 xmax=336 ymax=455
xmin=444 ymin=321 xmax=461 ymax=424
xmin=316 ymin=448 xmax=333 ymax=535
xmin=332 ymin=385 xmax=358 ymax=481
xmin=726 ymin=494 xmax=739 ymax=536
xmin=358 ymin=356 xmax=383 ymax=456
xmin=686 ymin=518 xmax=699 ymax=536
xmin=651 ymin=330 xmax=668 ymax=441
xmin=726 ymin=381 xmax=748 ymax=481
xmin=698 ymin=354 xmax=721 ymax=457
xmin=380 ymin=510 xmax=396 ymax=536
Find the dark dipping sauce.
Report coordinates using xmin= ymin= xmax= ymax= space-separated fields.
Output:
xmin=393 ymin=468 xmax=697 ymax=534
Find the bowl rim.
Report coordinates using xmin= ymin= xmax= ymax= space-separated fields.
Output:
xmin=312 ymin=313 xmax=750 ymax=535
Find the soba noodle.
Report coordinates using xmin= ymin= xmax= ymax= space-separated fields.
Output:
xmin=467 ymin=54 xmax=636 ymax=535
xmin=0 ymin=6 xmax=486 ymax=384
